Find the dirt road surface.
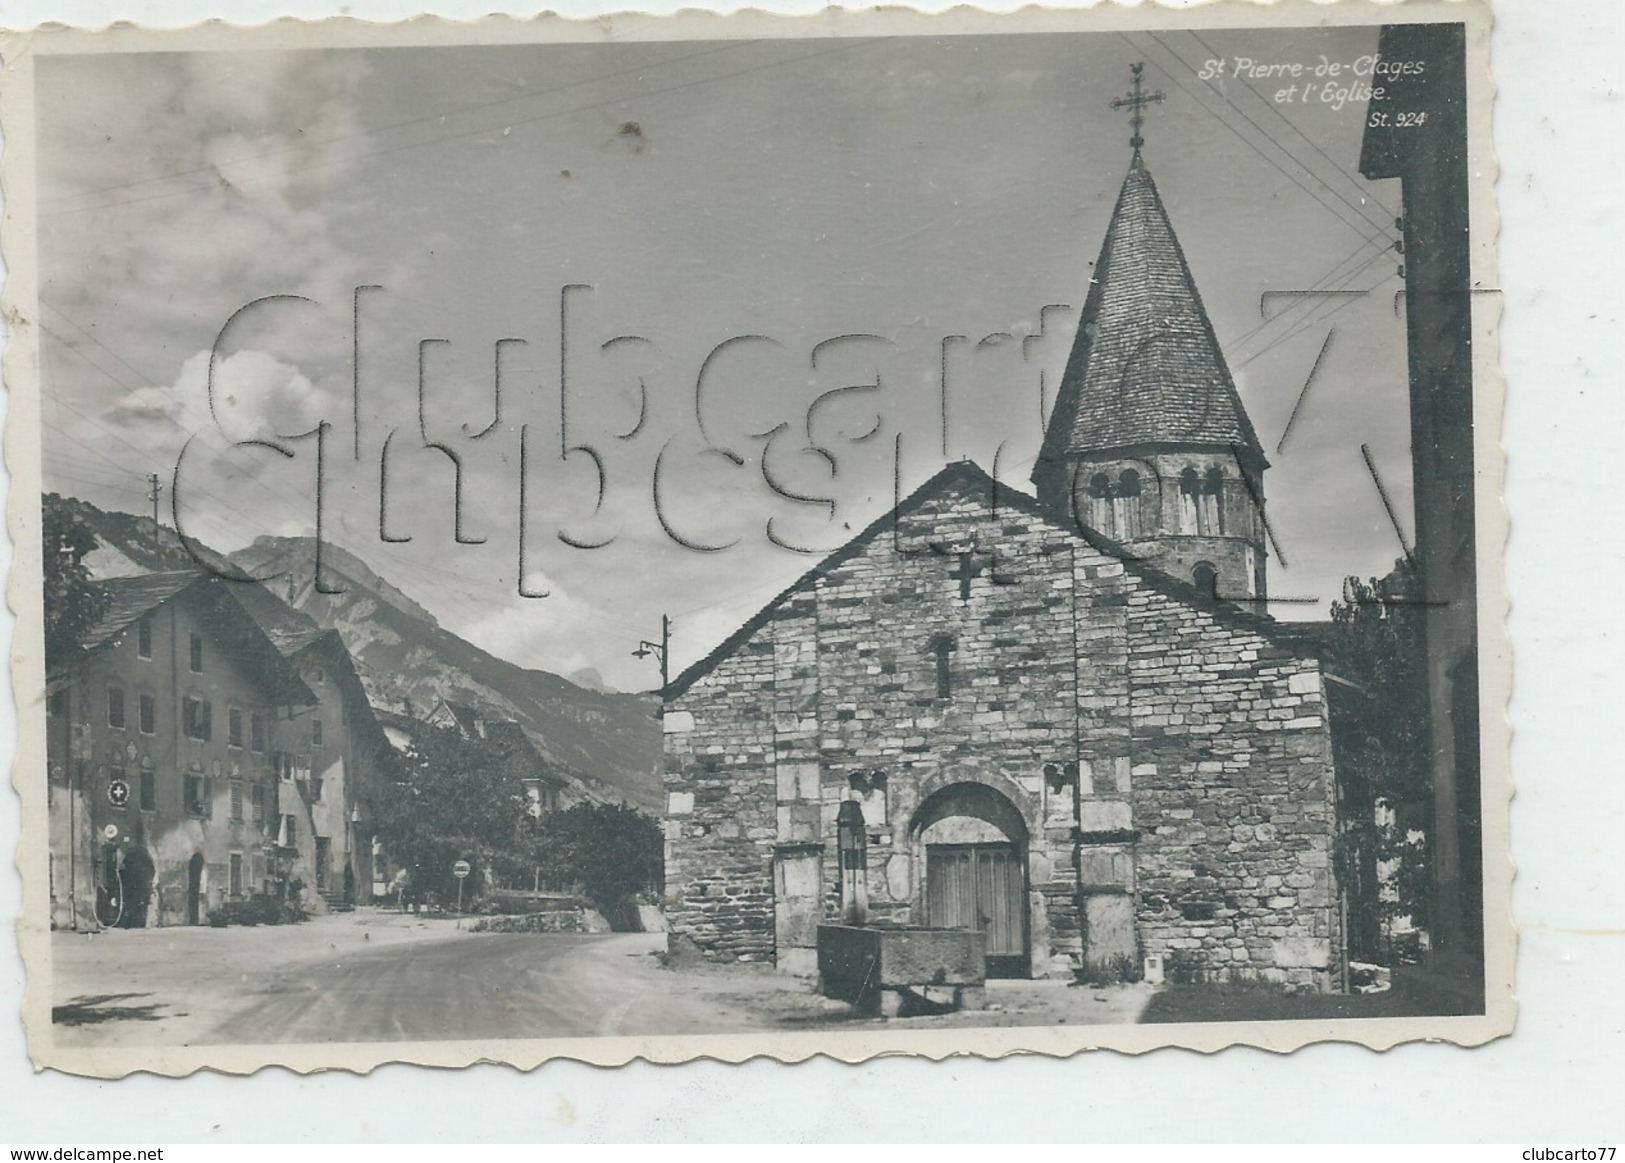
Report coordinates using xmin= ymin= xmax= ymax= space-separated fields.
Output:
xmin=48 ymin=910 xmax=1154 ymax=1049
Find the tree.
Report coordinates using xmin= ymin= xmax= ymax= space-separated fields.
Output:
xmin=372 ymin=723 xmax=532 ymax=904
xmin=1327 ymin=558 xmax=1432 ymax=960
xmin=530 ymin=803 xmax=663 ymax=927
xmin=42 ymin=502 xmax=108 ymax=673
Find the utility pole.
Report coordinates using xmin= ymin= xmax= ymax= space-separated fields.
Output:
xmin=633 ymin=614 xmax=671 ymax=692
xmin=146 ymin=473 xmax=163 ymax=555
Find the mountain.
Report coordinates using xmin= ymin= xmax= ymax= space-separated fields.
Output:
xmin=569 ymin=667 xmax=611 ymax=694
xmin=46 ymin=494 xmax=664 ymax=810
xmin=230 ymin=537 xmax=663 ymax=809
xmin=48 ymin=493 xmax=246 ymax=581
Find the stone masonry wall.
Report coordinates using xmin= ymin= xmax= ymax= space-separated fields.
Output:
xmin=662 ymin=632 xmax=779 ymax=962
xmin=1126 ymin=584 xmax=1341 ymax=987
xmin=664 ymin=466 xmax=1342 ymax=984
xmin=809 ymin=483 xmax=1082 ymax=975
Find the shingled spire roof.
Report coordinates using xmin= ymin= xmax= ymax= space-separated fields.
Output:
xmin=1035 ymin=154 xmax=1266 ymax=488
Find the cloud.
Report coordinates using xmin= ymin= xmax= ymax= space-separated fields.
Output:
xmin=102 ymin=346 xmax=343 ymax=446
xmin=39 ymin=51 xmax=378 ymax=401
xmin=457 ymin=578 xmax=604 ymax=681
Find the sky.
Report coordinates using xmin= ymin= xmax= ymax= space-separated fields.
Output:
xmin=34 ymin=24 xmax=1419 ymax=692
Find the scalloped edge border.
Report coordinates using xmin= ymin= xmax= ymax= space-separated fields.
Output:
xmin=1 ymin=0 xmax=1513 ymax=1079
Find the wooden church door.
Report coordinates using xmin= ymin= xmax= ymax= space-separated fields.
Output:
xmin=925 ymin=842 xmax=1028 ymax=977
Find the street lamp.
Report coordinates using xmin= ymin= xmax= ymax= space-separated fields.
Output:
xmin=632 ymin=614 xmax=671 ymax=691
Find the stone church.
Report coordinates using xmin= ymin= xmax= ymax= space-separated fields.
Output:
xmin=660 ymin=138 xmax=1343 ymax=989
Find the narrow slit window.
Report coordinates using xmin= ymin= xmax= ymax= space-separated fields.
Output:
xmin=930 ymin=633 xmax=957 ymax=699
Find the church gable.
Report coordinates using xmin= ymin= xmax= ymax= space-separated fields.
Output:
xmin=662 ymin=461 xmax=1341 ymax=985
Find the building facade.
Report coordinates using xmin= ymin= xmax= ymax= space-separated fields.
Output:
xmin=660 ymin=144 xmax=1346 ymax=988
xmin=233 ymin=579 xmax=402 ymax=911
xmin=1360 ymin=23 xmax=1483 ymax=969
xmin=47 ymin=572 xmax=317 ymax=929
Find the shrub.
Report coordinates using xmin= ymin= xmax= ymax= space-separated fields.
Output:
xmin=1075 ymin=953 xmax=1142 ymax=986
xmin=208 ymin=895 xmax=309 ymax=928
xmin=467 ymin=910 xmax=583 ymax=934
xmin=474 ymin=890 xmax=578 ymax=916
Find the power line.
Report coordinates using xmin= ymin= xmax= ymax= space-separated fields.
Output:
xmin=41 ymin=42 xmax=752 ymax=214
xmin=40 ymin=295 xmax=866 ymax=651
xmin=1187 ymin=30 xmax=1398 ymax=226
xmin=1121 ymin=32 xmax=1393 ymax=255
xmin=1222 ymin=238 xmax=1391 ymax=359
xmin=1233 ymin=255 xmax=1396 ymax=373
xmin=47 ymin=40 xmax=873 ymax=220
xmin=1152 ymin=31 xmax=1398 ymax=239
xmin=38 ymin=313 xmax=558 ymax=614
xmin=42 ymin=300 xmax=179 ymax=399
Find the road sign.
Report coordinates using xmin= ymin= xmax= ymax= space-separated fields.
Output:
xmin=451 ymin=859 xmax=472 ymax=917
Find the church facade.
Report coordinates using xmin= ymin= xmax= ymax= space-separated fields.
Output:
xmin=660 ymin=143 xmax=1345 ymax=990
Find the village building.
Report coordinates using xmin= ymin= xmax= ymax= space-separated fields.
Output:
xmin=423 ymin=697 xmax=487 ymax=740
xmin=660 ymin=135 xmax=1346 ymax=987
xmin=379 ymin=698 xmax=568 ymax=815
xmin=1359 ymin=24 xmax=1483 ymax=977
xmin=46 ymin=572 xmax=317 ymax=930
xmin=374 ymin=700 xmax=568 ymax=895
xmin=483 ymin=720 xmax=569 ymax=817
xmin=231 ymin=584 xmax=401 ymax=910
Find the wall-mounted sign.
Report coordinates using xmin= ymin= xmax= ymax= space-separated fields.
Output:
xmin=107 ymin=779 xmax=131 ymax=808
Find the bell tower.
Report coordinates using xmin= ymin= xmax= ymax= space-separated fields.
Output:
xmin=1033 ymin=64 xmax=1269 ymax=603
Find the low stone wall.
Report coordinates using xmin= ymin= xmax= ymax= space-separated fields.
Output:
xmin=466 ymin=910 xmax=590 ymax=934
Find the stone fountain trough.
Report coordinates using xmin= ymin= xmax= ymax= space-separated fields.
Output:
xmin=817 ymin=923 xmax=987 ymax=1017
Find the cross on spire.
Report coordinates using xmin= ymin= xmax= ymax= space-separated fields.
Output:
xmin=1110 ymin=61 xmax=1165 ymax=153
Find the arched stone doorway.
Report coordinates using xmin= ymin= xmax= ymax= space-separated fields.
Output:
xmin=186 ymin=853 xmax=205 ymax=926
xmin=911 ymin=782 xmax=1031 ymax=978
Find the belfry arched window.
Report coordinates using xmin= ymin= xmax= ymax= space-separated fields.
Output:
xmin=1201 ymin=468 xmax=1225 ymax=534
xmin=1114 ymin=469 xmax=1143 ymax=539
xmin=1178 ymin=468 xmax=1202 ymax=534
xmin=1179 ymin=467 xmax=1224 ymax=535
xmin=1087 ymin=473 xmax=1112 ymax=534
xmin=1085 ymin=469 xmax=1145 ymax=539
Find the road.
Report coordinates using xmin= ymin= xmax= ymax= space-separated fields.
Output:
xmin=49 ymin=910 xmax=1156 ymax=1049
xmin=50 ymin=914 xmax=801 ymax=1047
xmin=206 ymin=931 xmax=733 ymax=1044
